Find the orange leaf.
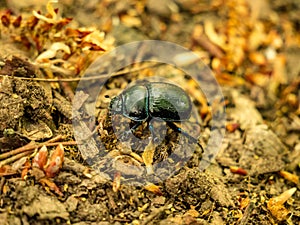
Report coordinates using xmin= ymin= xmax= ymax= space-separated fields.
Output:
xmin=33 ymin=145 xmax=48 ymax=169
xmin=144 ymin=183 xmax=163 ymax=196
xmin=0 ymin=165 xmax=17 ymax=176
xmin=44 ymin=144 xmax=64 ymax=178
xmin=39 ymin=177 xmax=63 ymax=196
xmin=230 ymin=166 xmax=248 ymax=176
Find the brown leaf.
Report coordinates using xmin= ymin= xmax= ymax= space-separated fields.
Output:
xmin=26 ymin=15 xmax=39 ymax=30
xmin=142 ymin=140 xmax=155 ymax=175
xmin=1 ymin=15 xmax=10 ymax=27
xmin=144 ymin=183 xmax=163 ymax=196
xmin=279 ymin=170 xmax=299 ymax=185
xmin=44 ymin=144 xmax=64 ymax=178
xmin=230 ymin=166 xmax=248 ymax=176
xmin=12 ymin=15 xmax=22 ymax=28
xmin=192 ymin=25 xmax=224 ymax=58
xmin=267 ymin=188 xmax=297 ymax=221
xmin=33 ymin=145 xmax=48 ymax=169
xmin=112 ymin=171 xmax=121 ymax=193
xmin=21 ymin=160 xmax=31 ymax=180
xmin=39 ymin=177 xmax=63 ymax=196
xmin=65 ymin=28 xmax=92 ymax=38
xmin=0 ymin=165 xmax=17 ymax=176
xmin=226 ymin=123 xmax=240 ymax=132
xmin=249 ymin=52 xmax=267 ymax=65
xmin=53 ymin=18 xmax=72 ymax=31
xmin=80 ymin=42 xmax=106 ymax=51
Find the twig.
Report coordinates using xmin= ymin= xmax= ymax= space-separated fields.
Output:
xmin=43 ymin=134 xmax=64 ymax=144
xmin=43 ymin=141 xmax=77 ymax=147
xmin=192 ymin=25 xmax=224 ymax=58
xmin=0 ymin=151 xmax=32 ymax=167
xmin=0 ymin=140 xmax=77 ymax=166
xmin=0 ymin=177 xmax=5 ymax=195
xmin=141 ymin=205 xmax=169 ymax=225
xmin=207 ymin=201 xmax=215 ymax=222
xmin=106 ymin=189 xmax=117 ymax=210
xmin=0 ymin=62 xmax=164 ymax=82
xmin=0 ymin=142 xmax=36 ymax=160
xmin=0 ymin=135 xmax=63 ymax=160
xmin=238 ymin=202 xmax=254 ymax=225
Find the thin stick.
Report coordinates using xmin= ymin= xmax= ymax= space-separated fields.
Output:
xmin=0 ymin=142 xmax=36 ymax=160
xmin=43 ymin=140 xmax=77 ymax=147
xmin=44 ymin=134 xmax=64 ymax=144
xmin=0 ymin=151 xmax=32 ymax=167
xmin=0 ymin=177 xmax=5 ymax=194
xmin=0 ymin=62 xmax=164 ymax=82
xmin=0 ymin=140 xmax=77 ymax=166
xmin=0 ymin=135 xmax=63 ymax=160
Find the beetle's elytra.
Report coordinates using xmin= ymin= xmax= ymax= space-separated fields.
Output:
xmin=110 ymin=82 xmax=192 ymax=122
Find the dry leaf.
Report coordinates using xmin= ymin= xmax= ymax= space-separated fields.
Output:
xmin=184 ymin=206 xmax=200 ymax=218
xmin=36 ymin=42 xmax=71 ymax=62
xmin=267 ymin=188 xmax=297 ymax=221
xmin=39 ymin=177 xmax=63 ymax=196
xmin=32 ymin=0 xmax=59 ymax=23
xmin=249 ymin=52 xmax=267 ymax=65
xmin=120 ymin=14 xmax=142 ymax=27
xmin=240 ymin=196 xmax=250 ymax=210
xmin=230 ymin=166 xmax=248 ymax=176
xmin=0 ymin=165 xmax=17 ymax=176
xmin=245 ymin=73 xmax=270 ymax=86
xmin=112 ymin=171 xmax=121 ymax=193
xmin=204 ymin=20 xmax=226 ymax=49
xmin=279 ymin=170 xmax=299 ymax=185
xmin=142 ymin=139 xmax=155 ymax=174
xmin=12 ymin=156 xmax=28 ymax=171
xmin=21 ymin=160 xmax=31 ymax=180
xmin=144 ymin=183 xmax=163 ymax=196
xmin=226 ymin=123 xmax=240 ymax=132
xmin=44 ymin=144 xmax=64 ymax=178
xmin=32 ymin=145 xmax=48 ymax=169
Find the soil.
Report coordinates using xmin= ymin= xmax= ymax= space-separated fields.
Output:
xmin=0 ymin=0 xmax=299 ymax=225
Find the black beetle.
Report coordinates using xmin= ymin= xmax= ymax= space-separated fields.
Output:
xmin=110 ymin=82 xmax=201 ymax=146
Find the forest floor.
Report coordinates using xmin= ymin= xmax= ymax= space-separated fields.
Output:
xmin=0 ymin=0 xmax=299 ymax=224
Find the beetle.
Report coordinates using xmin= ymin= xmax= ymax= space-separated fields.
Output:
xmin=109 ymin=82 xmax=202 ymax=147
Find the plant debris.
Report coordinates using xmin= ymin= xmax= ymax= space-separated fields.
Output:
xmin=0 ymin=0 xmax=299 ymax=224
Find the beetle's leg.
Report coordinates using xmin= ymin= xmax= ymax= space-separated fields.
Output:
xmin=167 ymin=122 xmax=197 ymax=142
xmin=130 ymin=121 xmax=143 ymax=132
xmin=120 ymin=121 xmax=143 ymax=140
xmin=148 ymin=121 xmax=154 ymax=136
xmin=167 ymin=122 xmax=204 ymax=151
xmin=148 ymin=119 xmax=160 ymax=144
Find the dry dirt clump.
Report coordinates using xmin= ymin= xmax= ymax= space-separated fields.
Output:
xmin=0 ymin=56 xmax=53 ymax=149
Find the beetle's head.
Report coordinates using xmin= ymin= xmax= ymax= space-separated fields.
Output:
xmin=109 ymin=96 xmax=122 ymax=114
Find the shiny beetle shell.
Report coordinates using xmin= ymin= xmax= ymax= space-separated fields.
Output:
xmin=110 ymin=82 xmax=192 ymax=122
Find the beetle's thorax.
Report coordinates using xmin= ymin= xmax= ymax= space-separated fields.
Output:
xmin=122 ymin=84 xmax=149 ymax=121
